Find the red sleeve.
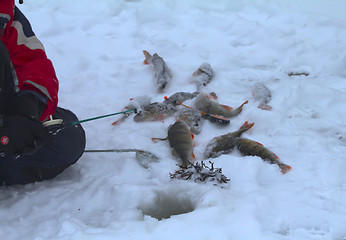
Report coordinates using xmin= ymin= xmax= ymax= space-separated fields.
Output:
xmin=0 ymin=2 xmax=59 ymax=121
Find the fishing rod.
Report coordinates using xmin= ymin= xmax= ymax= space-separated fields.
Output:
xmin=43 ymin=109 xmax=136 ymax=134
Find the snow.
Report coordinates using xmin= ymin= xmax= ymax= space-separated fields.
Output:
xmin=1 ymin=0 xmax=346 ymax=239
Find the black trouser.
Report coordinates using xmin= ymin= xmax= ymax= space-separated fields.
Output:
xmin=0 ymin=40 xmax=86 ymax=186
xmin=0 ymin=108 xmax=85 ymax=185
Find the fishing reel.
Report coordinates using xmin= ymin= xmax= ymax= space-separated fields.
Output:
xmin=42 ymin=116 xmax=64 ymax=134
xmin=42 ymin=108 xmax=137 ymax=134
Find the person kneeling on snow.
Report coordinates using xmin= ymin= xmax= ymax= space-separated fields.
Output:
xmin=0 ymin=1 xmax=86 ymax=185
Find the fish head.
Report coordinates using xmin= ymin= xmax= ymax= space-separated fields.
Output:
xmin=199 ymin=63 xmax=214 ymax=76
xmin=183 ymin=111 xmax=202 ymax=135
xmin=167 ymin=121 xmax=193 ymax=141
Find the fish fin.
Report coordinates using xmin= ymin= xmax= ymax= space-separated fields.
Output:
xmin=191 ymin=152 xmax=196 ymax=160
xmin=151 ymin=137 xmax=167 ymax=143
xmin=240 ymin=121 xmax=255 ymax=130
xmin=240 ymin=121 xmax=255 ymax=129
xmin=254 ymin=141 xmax=264 ymax=146
xmin=280 ymin=164 xmax=292 ymax=174
xmin=213 ymin=115 xmax=229 ymax=120
xmin=111 ymin=114 xmax=128 ymax=126
xmin=241 ymin=100 xmax=249 ymax=107
xmin=243 ymin=121 xmax=248 ymax=125
xmin=220 ymin=104 xmax=233 ymax=110
xmin=258 ymin=104 xmax=272 ymax=110
xmin=111 ymin=121 xmax=120 ymax=126
xmin=191 ymin=133 xmax=194 ymax=140
xmin=143 ymin=50 xmax=151 ymax=64
xmin=273 ymin=153 xmax=280 ymax=160
xmin=208 ymin=114 xmax=230 ymax=124
xmin=177 ymin=102 xmax=192 ymax=109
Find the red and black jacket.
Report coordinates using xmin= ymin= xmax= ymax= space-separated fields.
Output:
xmin=0 ymin=0 xmax=59 ymax=121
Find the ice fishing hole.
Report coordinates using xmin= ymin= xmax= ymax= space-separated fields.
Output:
xmin=140 ymin=191 xmax=195 ymax=220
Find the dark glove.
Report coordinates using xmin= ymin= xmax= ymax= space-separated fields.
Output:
xmin=6 ymin=92 xmax=44 ymax=120
xmin=0 ymin=92 xmax=53 ymax=158
xmin=0 ymin=115 xmax=53 ymax=157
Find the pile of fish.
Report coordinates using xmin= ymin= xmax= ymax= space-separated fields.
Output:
xmin=204 ymin=121 xmax=255 ymax=159
xmin=113 ymin=90 xmax=249 ymax=128
xmin=111 ymin=50 xmax=291 ymax=183
xmin=112 ymin=92 xmax=198 ymax=125
xmin=203 ymin=121 xmax=291 ymax=174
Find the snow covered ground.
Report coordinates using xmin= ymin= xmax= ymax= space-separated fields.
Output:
xmin=1 ymin=0 xmax=346 ymax=239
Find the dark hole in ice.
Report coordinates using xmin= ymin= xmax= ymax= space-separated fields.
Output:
xmin=140 ymin=191 xmax=195 ymax=220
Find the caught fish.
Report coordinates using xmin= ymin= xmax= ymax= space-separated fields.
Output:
xmin=177 ymin=101 xmax=230 ymax=125
xmin=133 ymin=102 xmax=176 ymax=122
xmin=163 ymin=91 xmax=199 ymax=106
xmin=191 ymin=63 xmax=214 ymax=90
xmin=204 ymin=121 xmax=254 ymax=159
xmin=152 ymin=121 xmax=195 ymax=166
xmin=112 ymin=96 xmax=151 ymax=125
xmin=175 ymin=108 xmax=203 ymax=135
xmin=252 ymin=83 xmax=272 ymax=110
xmin=194 ymin=93 xmax=248 ymax=118
xmin=143 ymin=50 xmax=173 ymax=93
xmin=131 ymin=91 xmax=198 ymax=122
xmin=234 ymin=137 xmax=292 ymax=174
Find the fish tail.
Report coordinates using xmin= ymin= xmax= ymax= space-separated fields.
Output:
xmin=279 ymin=164 xmax=292 ymax=174
xmin=143 ymin=50 xmax=152 ymax=64
xmin=258 ymin=104 xmax=272 ymax=111
xmin=241 ymin=100 xmax=249 ymax=107
xmin=226 ymin=100 xmax=249 ymax=117
xmin=240 ymin=121 xmax=255 ymax=131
